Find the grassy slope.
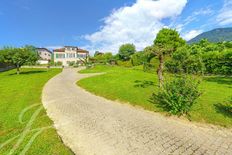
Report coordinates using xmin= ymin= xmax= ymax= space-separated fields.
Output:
xmin=78 ymin=65 xmax=232 ymax=128
xmin=0 ymin=68 xmax=73 ymax=155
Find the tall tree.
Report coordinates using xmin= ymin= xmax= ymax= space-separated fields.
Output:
xmin=119 ymin=43 xmax=136 ymax=61
xmin=0 ymin=46 xmax=38 ymax=74
xmin=154 ymin=28 xmax=185 ymax=87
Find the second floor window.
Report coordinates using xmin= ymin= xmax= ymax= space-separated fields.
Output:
xmin=67 ymin=53 xmax=75 ymax=58
xmin=56 ymin=54 xmax=65 ymax=58
xmin=77 ymin=54 xmax=86 ymax=58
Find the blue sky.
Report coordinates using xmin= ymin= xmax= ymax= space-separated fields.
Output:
xmin=0 ymin=0 xmax=232 ymax=53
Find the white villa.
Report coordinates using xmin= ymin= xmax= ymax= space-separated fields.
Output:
xmin=53 ymin=46 xmax=89 ymax=66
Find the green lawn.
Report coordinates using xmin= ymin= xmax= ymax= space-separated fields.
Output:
xmin=0 ymin=68 xmax=73 ymax=155
xmin=78 ymin=65 xmax=232 ymax=128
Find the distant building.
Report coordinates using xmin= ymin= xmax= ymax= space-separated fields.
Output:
xmin=36 ymin=48 xmax=52 ymax=64
xmin=53 ymin=46 xmax=89 ymax=66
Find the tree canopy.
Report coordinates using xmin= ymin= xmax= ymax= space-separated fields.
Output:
xmin=94 ymin=52 xmax=113 ymax=64
xmin=0 ymin=46 xmax=38 ymax=74
xmin=153 ymin=28 xmax=185 ymax=87
xmin=154 ymin=28 xmax=185 ymax=54
xmin=165 ymin=39 xmax=232 ymax=75
xmin=118 ymin=43 xmax=136 ymax=61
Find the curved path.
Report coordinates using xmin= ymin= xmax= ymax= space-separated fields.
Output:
xmin=42 ymin=68 xmax=232 ymax=155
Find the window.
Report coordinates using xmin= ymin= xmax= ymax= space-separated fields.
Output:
xmin=66 ymin=53 xmax=75 ymax=58
xmin=80 ymin=54 xmax=86 ymax=58
xmin=56 ymin=53 xmax=65 ymax=58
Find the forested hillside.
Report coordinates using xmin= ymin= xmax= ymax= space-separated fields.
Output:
xmin=188 ymin=28 xmax=232 ymax=43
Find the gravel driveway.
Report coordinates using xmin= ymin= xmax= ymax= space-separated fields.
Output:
xmin=42 ymin=68 xmax=232 ymax=155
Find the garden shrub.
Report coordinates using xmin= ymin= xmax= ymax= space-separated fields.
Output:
xmin=131 ymin=52 xmax=146 ymax=66
xmin=150 ymin=57 xmax=159 ymax=69
xmin=165 ymin=41 xmax=232 ymax=75
xmin=165 ymin=46 xmax=205 ymax=75
xmin=152 ymin=76 xmax=201 ymax=116
xmin=143 ymin=62 xmax=155 ymax=73
xmin=143 ymin=57 xmax=159 ymax=73
xmin=94 ymin=52 xmax=113 ymax=64
xmin=54 ymin=61 xmax=62 ymax=66
xmin=68 ymin=61 xmax=75 ymax=66
xmin=117 ymin=60 xmax=133 ymax=67
xmin=203 ymin=50 xmax=232 ymax=75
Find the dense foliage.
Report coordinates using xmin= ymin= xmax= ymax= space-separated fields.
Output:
xmin=152 ymin=76 xmax=201 ymax=116
xmin=117 ymin=60 xmax=133 ymax=67
xmin=118 ymin=43 xmax=136 ymax=61
xmin=203 ymin=50 xmax=232 ymax=75
xmin=153 ymin=28 xmax=185 ymax=87
xmin=165 ymin=46 xmax=205 ymax=75
xmin=0 ymin=46 xmax=38 ymax=74
xmin=93 ymin=52 xmax=114 ymax=64
xmin=143 ymin=46 xmax=156 ymax=62
xmin=130 ymin=51 xmax=146 ymax=66
xmin=188 ymin=27 xmax=232 ymax=43
xmin=166 ymin=40 xmax=232 ymax=75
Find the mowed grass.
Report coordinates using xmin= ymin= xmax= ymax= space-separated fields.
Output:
xmin=0 ymin=68 xmax=73 ymax=155
xmin=78 ymin=65 xmax=232 ymax=128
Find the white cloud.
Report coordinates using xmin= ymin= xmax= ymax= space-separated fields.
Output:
xmin=172 ymin=7 xmax=214 ymax=33
xmin=84 ymin=0 xmax=187 ymax=53
xmin=217 ymin=0 xmax=232 ymax=25
xmin=182 ymin=30 xmax=203 ymax=41
xmin=193 ymin=7 xmax=213 ymax=16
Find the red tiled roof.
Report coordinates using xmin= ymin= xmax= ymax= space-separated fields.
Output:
xmin=53 ymin=47 xmax=89 ymax=53
xmin=53 ymin=48 xmax=65 ymax=52
xmin=77 ymin=49 xmax=89 ymax=53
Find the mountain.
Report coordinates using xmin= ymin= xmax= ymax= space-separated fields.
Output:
xmin=188 ymin=27 xmax=232 ymax=43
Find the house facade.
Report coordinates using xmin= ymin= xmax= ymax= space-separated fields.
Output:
xmin=53 ymin=46 xmax=89 ymax=66
xmin=36 ymin=48 xmax=52 ymax=64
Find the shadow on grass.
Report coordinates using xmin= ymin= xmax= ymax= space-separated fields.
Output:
xmin=204 ymin=76 xmax=232 ymax=85
xmin=8 ymin=70 xmax=46 ymax=76
xmin=214 ymin=103 xmax=232 ymax=118
xmin=134 ymin=80 xmax=155 ymax=88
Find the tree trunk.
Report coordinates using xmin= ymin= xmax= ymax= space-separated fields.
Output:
xmin=157 ymin=54 xmax=164 ymax=88
xmin=16 ymin=64 xmax=20 ymax=75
